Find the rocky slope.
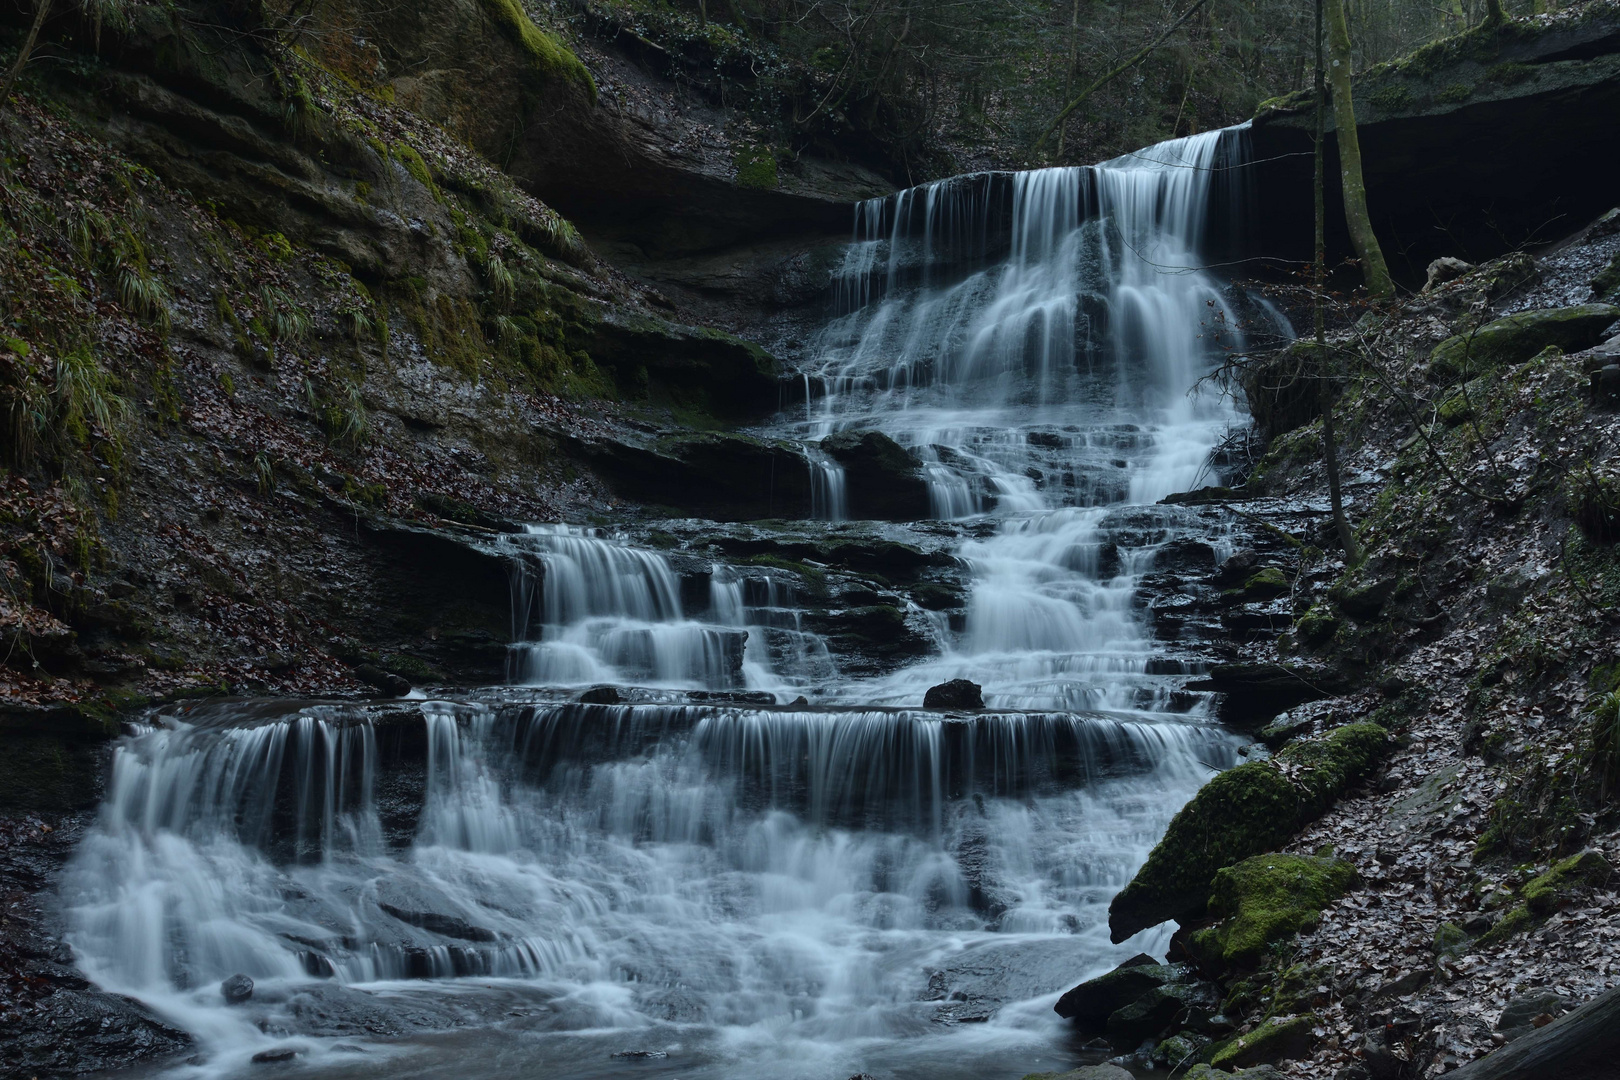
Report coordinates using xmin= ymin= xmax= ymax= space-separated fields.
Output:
xmin=1048 ymin=213 xmax=1620 ymax=1079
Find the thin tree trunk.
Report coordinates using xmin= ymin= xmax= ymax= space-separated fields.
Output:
xmin=1057 ymin=0 xmax=1080 ymax=158
xmin=0 ymin=0 xmax=52 ymax=110
xmin=1316 ymin=0 xmax=1362 ymax=564
xmin=1324 ymin=0 xmax=1394 ymax=301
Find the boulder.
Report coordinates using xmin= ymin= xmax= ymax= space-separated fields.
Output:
xmin=1108 ymin=723 xmax=1390 ymax=941
xmin=1187 ymin=854 xmax=1359 ymax=973
xmin=578 ymin=685 xmax=622 ymax=705
xmin=924 ymin=679 xmax=985 ymax=710
xmin=1182 ymin=662 xmax=1355 ymax=726
xmin=1497 ymin=990 xmax=1571 ymax=1040
xmin=569 ymin=430 xmax=813 ymax=521
xmin=1054 ymin=954 xmax=1174 ymax=1028
xmin=221 ymin=974 xmax=254 ymax=1004
xmin=1106 ymin=982 xmax=1193 ymax=1046
xmin=1425 ymin=257 xmax=1474 ymax=292
xmin=1210 ymin=1014 xmax=1316 ymax=1069
xmin=820 ymin=430 xmax=931 ymax=520
xmin=1591 ymin=252 xmax=1620 ymax=303
xmin=1021 ymin=1067 xmax=1135 ymax=1080
xmin=1521 ymin=849 xmax=1614 ymax=914
xmin=1429 ymin=305 xmax=1620 ymax=379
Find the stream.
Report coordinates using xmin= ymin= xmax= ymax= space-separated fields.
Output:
xmin=63 ymin=126 xmax=1287 ymax=1080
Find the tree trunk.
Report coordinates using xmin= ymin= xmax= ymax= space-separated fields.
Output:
xmin=0 ymin=0 xmax=52 ymax=110
xmin=1446 ymin=986 xmax=1620 ymax=1079
xmin=1316 ymin=0 xmax=1361 ymax=564
xmin=1323 ymin=0 xmax=1394 ymax=301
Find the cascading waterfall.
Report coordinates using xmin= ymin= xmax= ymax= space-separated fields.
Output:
xmin=63 ymin=127 xmax=1282 ymax=1080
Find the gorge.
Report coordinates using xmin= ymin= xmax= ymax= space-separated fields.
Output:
xmin=3 ymin=3 xmax=1620 ymax=1080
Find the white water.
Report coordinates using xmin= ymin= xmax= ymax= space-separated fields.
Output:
xmin=64 ymin=128 xmax=1281 ymax=1079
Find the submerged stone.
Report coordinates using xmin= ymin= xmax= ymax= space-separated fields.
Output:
xmin=221 ymin=974 xmax=254 ymax=1004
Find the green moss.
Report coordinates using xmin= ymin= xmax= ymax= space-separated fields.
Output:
xmin=1436 ymin=82 xmax=1474 ymax=104
xmin=1242 ymin=566 xmax=1289 ymax=599
xmin=1368 ymin=84 xmax=1413 ymax=112
xmin=1522 ymin=849 xmax=1613 ymax=914
xmin=1486 ymin=61 xmax=1535 ymax=84
xmin=1479 ymin=903 xmax=1532 ymax=945
xmin=733 ymin=144 xmax=779 ymax=190
xmin=1111 ymin=723 xmax=1390 ymax=940
xmin=390 ymin=143 xmax=441 ymax=200
xmin=1434 ymin=921 xmax=1469 ymax=958
xmin=1429 ymin=305 xmax=1620 ymax=379
xmin=1189 ymin=854 xmax=1358 ymax=971
xmin=476 ymin=0 xmax=596 ymax=100
xmin=1209 ymin=1013 xmax=1316 ymax=1069
xmin=1294 ymin=604 xmax=1339 ymax=644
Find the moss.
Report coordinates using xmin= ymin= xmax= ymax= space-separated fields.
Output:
xmin=476 ymin=0 xmax=597 ymax=100
xmin=1594 ymin=253 xmax=1620 ymax=302
xmin=1294 ymin=604 xmax=1339 ymax=644
xmin=1242 ymin=566 xmax=1288 ymax=599
xmin=390 ymin=143 xmax=441 ymax=201
xmin=1209 ymin=1013 xmax=1317 ymax=1069
xmin=732 ymin=144 xmax=779 ymax=190
xmin=1434 ymin=921 xmax=1469 ymax=958
xmin=1428 ymin=305 xmax=1620 ymax=379
xmin=1522 ymin=849 xmax=1613 ymax=914
xmin=1436 ymin=82 xmax=1474 ymax=104
xmin=1189 ymin=854 xmax=1358 ymax=971
xmin=1111 ymin=723 xmax=1390 ymax=940
xmin=1368 ymin=84 xmax=1413 ymax=112
xmin=1479 ymin=903 xmax=1532 ymax=945
xmin=1486 ymin=61 xmax=1535 ymax=84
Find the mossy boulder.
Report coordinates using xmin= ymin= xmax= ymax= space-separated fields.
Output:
xmin=1210 ymin=1013 xmax=1316 ymax=1069
xmin=1106 ymin=982 xmax=1194 ymax=1046
xmin=1429 ymin=304 xmax=1620 ymax=379
xmin=1188 ymin=855 xmax=1358 ymax=972
xmin=1240 ymin=340 xmax=1332 ymax=440
xmin=1240 ymin=567 xmax=1289 ymax=600
xmin=1522 ymin=849 xmax=1614 ymax=914
xmin=1434 ymin=921 xmax=1470 ymax=958
xmin=1109 ymin=724 xmax=1390 ymax=941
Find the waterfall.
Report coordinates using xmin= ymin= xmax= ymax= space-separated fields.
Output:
xmin=63 ymin=127 xmax=1280 ymax=1080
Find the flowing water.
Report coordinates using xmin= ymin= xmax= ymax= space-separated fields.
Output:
xmin=64 ymin=128 xmax=1284 ymax=1079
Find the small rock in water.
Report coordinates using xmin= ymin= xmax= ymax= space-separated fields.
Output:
xmin=251 ymin=1047 xmax=301 ymax=1064
xmin=354 ymin=664 xmax=410 ymax=697
xmin=923 ymin=678 xmax=984 ymax=710
xmin=578 ymin=685 xmax=622 ymax=704
xmin=221 ymin=973 xmax=254 ymax=1004
xmin=610 ymin=1049 xmax=668 ymax=1059
xmin=1424 ymin=256 xmax=1474 ymax=292
xmin=788 ymin=695 xmax=809 ymax=707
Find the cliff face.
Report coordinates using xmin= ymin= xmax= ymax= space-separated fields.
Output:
xmin=1248 ymin=1 xmax=1620 ymax=281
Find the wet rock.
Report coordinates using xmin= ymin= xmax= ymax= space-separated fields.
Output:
xmin=221 ymin=973 xmax=255 ymax=1004
xmin=578 ymin=685 xmax=623 ymax=705
xmin=1054 ymin=954 xmax=1176 ymax=1028
xmin=377 ymin=902 xmax=498 ymax=942
xmin=1109 ymin=724 xmax=1390 ymax=940
xmin=686 ymin=690 xmax=776 ymax=705
xmin=924 ymin=679 xmax=984 ymax=710
xmin=1212 ymin=549 xmax=1262 ymax=589
xmin=1429 ymin=304 xmax=1620 ymax=379
xmin=1183 ymin=661 xmax=1355 ymax=726
xmin=820 ymin=430 xmax=931 ymax=520
xmin=252 ymin=1046 xmax=302 ymax=1063
xmin=1106 ymin=982 xmax=1194 ymax=1047
xmin=354 ymin=664 xmax=411 ymax=697
xmin=1023 ymin=1067 xmax=1135 ymax=1080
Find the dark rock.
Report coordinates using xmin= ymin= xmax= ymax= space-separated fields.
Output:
xmin=1429 ymin=304 xmax=1620 ymax=379
xmin=1212 ymin=549 xmax=1262 ymax=589
xmin=1183 ymin=662 xmax=1356 ymax=727
xmin=221 ymin=973 xmax=255 ymax=1004
xmin=1210 ymin=1013 xmax=1317 ymax=1069
xmin=578 ymin=686 xmax=623 ymax=705
xmin=376 ymin=902 xmax=498 ymax=942
xmin=1054 ymin=956 xmax=1178 ymax=1030
xmin=686 ymin=690 xmax=776 ymax=705
xmin=251 ymin=1047 xmax=302 ymax=1063
xmin=924 ymin=679 xmax=984 ymax=710
xmin=354 ymin=665 xmax=411 ymax=697
xmin=820 ymin=430 xmax=931 ymax=520
xmin=1425 ymin=257 xmax=1474 ymax=292
xmin=1497 ymin=991 xmax=1570 ymax=1039
xmin=568 ymin=429 xmax=813 ymax=521
xmin=1105 ymin=983 xmax=1191 ymax=1047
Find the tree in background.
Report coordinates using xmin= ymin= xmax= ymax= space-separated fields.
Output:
xmin=1324 ymin=0 xmax=1395 ymax=300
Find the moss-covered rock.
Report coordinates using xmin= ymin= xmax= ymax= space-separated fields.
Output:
xmin=1241 ymin=567 xmax=1289 ymax=600
xmin=1109 ymin=724 xmax=1390 ymax=941
xmin=1188 ymin=855 xmax=1358 ymax=972
xmin=1434 ymin=921 xmax=1470 ymax=958
xmin=1106 ymin=982 xmax=1193 ymax=1046
xmin=1523 ymin=849 xmax=1614 ymax=914
xmin=1594 ymin=253 xmax=1620 ymax=303
xmin=475 ymin=0 xmax=596 ymax=98
xmin=1209 ymin=1013 xmax=1316 ymax=1069
xmin=1292 ymin=605 xmax=1339 ymax=645
xmin=1429 ymin=304 xmax=1620 ymax=379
